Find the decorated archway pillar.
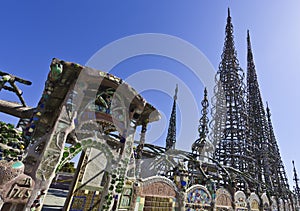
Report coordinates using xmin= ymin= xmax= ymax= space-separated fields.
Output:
xmin=177 ymin=191 xmax=186 ymax=211
xmin=20 ymin=59 xmax=83 ymax=211
xmin=24 ymin=104 xmax=77 ymax=210
xmin=107 ymin=130 xmax=137 ymax=210
xmin=135 ymin=122 xmax=148 ymax=179
xmin=173 ymin=162 xmax=189 ymax=210
xmin=4 ymin=58 xmax=160 ymax=211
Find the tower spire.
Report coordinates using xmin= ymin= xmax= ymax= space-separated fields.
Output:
xmin=293 ymin=160 xmax=300 ymax=201
xmin=198 ymin=88 xmax=209 ymax=140
xmin=165 ymin=84 xmax=178 ymax=150
xmin=211 ymin=9 xmax=254 ymax=190
xmin=266 ymin=104 xmax=291 ymax=197
xmin=222 ymin=7 xmax=236 ymax=60
xmin=246 ymin=30 xmax=272 ymax=189
xmin=192 ymin=88 xmax=209 ymax=156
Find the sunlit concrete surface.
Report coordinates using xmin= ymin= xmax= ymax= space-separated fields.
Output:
xmin=42 ymin=188 xmax=68 ymax=211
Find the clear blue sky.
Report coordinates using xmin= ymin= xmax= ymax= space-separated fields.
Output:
xmin=1 ymin=1 xmax=300 ymax=189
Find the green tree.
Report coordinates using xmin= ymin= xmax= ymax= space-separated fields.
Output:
xmin=59 ymin=162 xmax=76 ymax=173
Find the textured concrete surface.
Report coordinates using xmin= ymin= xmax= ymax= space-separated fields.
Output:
xmin=42 ymin=188 xmax=68 ymax=211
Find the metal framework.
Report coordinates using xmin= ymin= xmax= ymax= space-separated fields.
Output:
xmin=246 ymin=31 xmax=272 ymax=191
xmin=1 ymin=9 xmax=300 ymax=211
xmin=293 ymin=160 xmax=300 ymax=205
xmin=266 ymin=105 xmax=291 ymax=198
xmin=247 ymin=31 xmax=292 ymax=201
xmin=192 ymin=88 xmax=209 ymax=156
xmin=165 ymin=85 xmax=178 ymax=150
xmin=211 ymin=8 xmax=255 ymax=191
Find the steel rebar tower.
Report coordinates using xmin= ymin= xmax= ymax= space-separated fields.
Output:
xmin=266 ymin=105 xmax=291 ymax=199
xmin=246 ymin=31 xmax=272 ymax=191
xmin=211 ymin=9 xmax=255 ymax=191
xmin=192 ymin=88 xmax=209 ymax=157
xmin=293 ymin=160 xmax=300 ymax=207
xmin=165 ymin=85 xmax=178 ymax=150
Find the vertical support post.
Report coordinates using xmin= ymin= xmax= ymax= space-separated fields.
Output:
xmin=22 ymin=60 xmax=84 ymax=210
xmin=99 ymin=120 xmax=138 ymax=211
xmin=135 ymin=122 xmax=147 ymax=179
xmin=63 ymin=150 xmax=87 ymax=211
xmin=176 ymin=191 xmax=186 ymax=211
xmin=111 ymin=127 xmax=137 ymax=211
xmin=24 ymin=105 xmax=76 ymax=211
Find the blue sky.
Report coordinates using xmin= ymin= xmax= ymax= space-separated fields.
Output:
xmin=1 ymin=1 xmax=300 ymax=188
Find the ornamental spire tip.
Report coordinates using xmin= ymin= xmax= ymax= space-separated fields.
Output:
xmin=174 ymin=84 xmax=178 ymax=101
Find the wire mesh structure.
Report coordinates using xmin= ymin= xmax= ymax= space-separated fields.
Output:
xmin=165 ymin=85 xmax=178 ymax=150
xmin=266 ymin=105 xmax=291 ymax=199
xmin=293 ymin=160 xmax=300 ymax=205
xmin=246 ymin=31 xmax=272 ymax=191
xmin=192 ymin=88 xmax=214 ymax=161
xmin=211 ymin=8 xmax=255 ymax=190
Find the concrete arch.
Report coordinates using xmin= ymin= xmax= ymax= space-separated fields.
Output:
xmin=186 ymin=184 xmax=212 ymax=208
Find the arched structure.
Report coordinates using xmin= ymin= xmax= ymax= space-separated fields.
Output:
xmin=133 ymin=176 xmax=179 ymax=211
xmin=270 ymin=196 xmax=278 ymax=211
xmin=215 ymin=188 xmax=232 ymax=211
xmin=261 ymin=193 xmax=270 ymax=211
xmin=248 ymin=193 xmax=260 ymax=211
xmin=185 ymin=185 xmax=212 ymax=210
xmin=235 ymin=191 xmax=247 ymax=210
xmin=2 ymin=58 xmax=161 ymax=211
xmin=1 ymin=8 xmax=300 ymax=211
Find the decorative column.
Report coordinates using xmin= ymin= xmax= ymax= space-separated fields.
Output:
xmin=24 ymin=100 xmax=77 ymax=210
xmin=22 ymin=59 xmax=83 ymax=211
xmin=62 ymin=149 xmax=87 ymax=211
xmin=206 ymin=178 xmax=216 ymax=211
xmin=135 ymin=122 xmax=148 ymax=179
xmin=101 ymin=125 xmax=138 ymax=211
xmin=173 ymin=162 xmax=189 ymax=211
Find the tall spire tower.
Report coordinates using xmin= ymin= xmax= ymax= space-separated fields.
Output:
xmin=192 ymin=88 xmax=211 ymax=157
xmin=292 ymin=160 xmax=300 ymax=203
xmin=211 ymin=9 xmax=255 ymax=190
xmin=165 ymin=85 xmax=178 ymax=150
xmin=266 ymin=105 xmax=291 ymax=197
xmin=246 ymin=31 xmax=272 ymax=189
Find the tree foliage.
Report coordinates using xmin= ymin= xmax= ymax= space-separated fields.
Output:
xmin=59 ymin=161 xmax=76 ymax=173
xmin=0 ymin=121 xmax=25 ymax=161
